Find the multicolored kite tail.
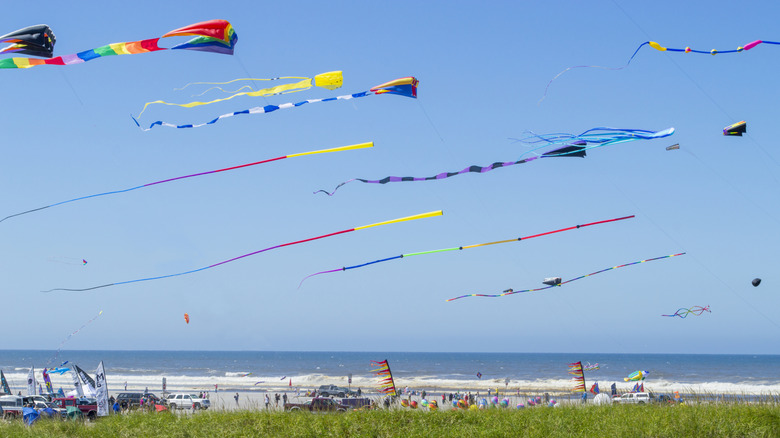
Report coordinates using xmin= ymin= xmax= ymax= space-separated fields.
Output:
xmin=299 ymin=215 xmax=635 ymax=287
xmin=132 ymin=76 xmax=418 ymax=130
xmin=446 ymin=253 xmax=686 ymax=301
xmin=136 ymin=71 xmax=344 ymax=117
xmin=315 ymin=127 xmax=674 ymax=196
xmin=0 ymin=142 xmax=372 ymax=225
xmin=48 ymin=310 xmax=103 ymax=366
xmin=662 ymin=305 xmax=711 ymax=318
xmin=42 ymin=210 xmax=442 ymax=292
xmin=540 ymin=39 xmax=780 ymax=103
xmin=0 ymin=19 xmax=236 ymax=69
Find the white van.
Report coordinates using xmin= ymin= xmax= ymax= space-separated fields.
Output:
xmin=0 ymin=395 xmax=25 ymax=416
xmin=616 ymin=392 xmax=652 ymax=404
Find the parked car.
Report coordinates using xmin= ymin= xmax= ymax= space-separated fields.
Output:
xmin=317 ymin=385 xmax=355 ymax=398
xmin=165 ymin=393 xmax=210 ymax=410
xmin=615 ymin=392 xmax=653 ymax=404
xmin=115 ymin=392 xmax=162 ymax=409
xmin=285 ymin=397 xmax=350 ymax=412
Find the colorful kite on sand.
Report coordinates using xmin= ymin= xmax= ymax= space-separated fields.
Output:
xmin=624 ymin=370 xmax=648 ymax=382
xmin=446 ymin=253 xmax=686 ymax=301
xmin=662 ymin=305 xmax=711 ymax=318
xmin=315 ymin=127 xmax=674 ymax=196
xmin=136 ymin=71 xmax=344 ymax=117
xmin=0 ymin=24 xmax=56 ymax=58
xmin=133 ymin=76 xmax=418 ymax=130
xmin=299 ymin=215 xmax=635 ymax=287
xmin=43 ymin=210 xmax=442 ymax=292
xmin=0 ymin=142 xmax=372 ymax=225
xmin=541 ymin=40 xmax=780 ymax=102
xmin=0 ymin=20 xmax=235 ymax=69
xmin=583 ymin=363 xmax=600 ymax=372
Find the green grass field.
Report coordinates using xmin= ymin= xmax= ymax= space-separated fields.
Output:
xmin=3 ymin=404 xmax=778 ymax=437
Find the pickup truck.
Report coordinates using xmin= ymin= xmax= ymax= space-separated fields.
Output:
xmin=52 ymin=397 xmax=98 ymax=419
xmin=317 ymin=385 xmax=355 ymax=398
xmin=285 ymin=397 xmax=350 ymax=412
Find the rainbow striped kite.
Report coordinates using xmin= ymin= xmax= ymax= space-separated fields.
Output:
xmin=0 ymin=19 xmax=235 ymax=69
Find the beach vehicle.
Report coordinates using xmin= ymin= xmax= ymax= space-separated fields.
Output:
xmin=0 ymin=395 xmax=25 ymax=417
xmin=615 ymin=392 xmax=653 ymax=404
xmin=317 ymin=385 xmax=355 ymax=398
xmin=339 ymin=398 xmax=372 ymax=409
xmin=116 ymin=392 xmax=162 ymax=409
xmin=165 ymin=393 xmax=210 ymax=410
xmin=285 ymin=397 xmax=350 ymax=412
xmin=52 ymin=397 xmax=98 ymax=419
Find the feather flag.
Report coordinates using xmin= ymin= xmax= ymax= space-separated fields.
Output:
xmin=371 ymin=360 xmax=397 ymax=397
xmin=568 ymin=361 xmax=586 ymax=392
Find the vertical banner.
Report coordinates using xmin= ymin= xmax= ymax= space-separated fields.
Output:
xmin=27 ymin=366 xmax=35 ymax=395
xmin=568 ymin=361 xmax=586 ymax=392
xmin=75 ymin=365 xmax=97 ymax=396
xmin=0 ymin=370 xmax=11 ymax=395
xmin=42 ymin=368 xmax=54 ymax=395
xmin=95 ymin=361 xmax=108 ymax=417
xmin=370 ymin=360 xmax=397 ymax=397
xmin=71 ymin=369 xmax=85 ymax=398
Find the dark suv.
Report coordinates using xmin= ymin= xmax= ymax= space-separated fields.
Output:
xmin=115 ymin=392 xmax=161 ymax=408
xmin=317 ymin=385 xmax=355 ymax=398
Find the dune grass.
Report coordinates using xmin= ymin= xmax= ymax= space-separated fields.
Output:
xmin=2 ymin=403 xmax=778 ymax=437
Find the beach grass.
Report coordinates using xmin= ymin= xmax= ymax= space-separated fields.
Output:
xmin=3 ymin=403 xmax=778 ymax=437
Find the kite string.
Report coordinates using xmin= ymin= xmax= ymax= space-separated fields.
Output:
xmin=446 ymin=253 xmax=685 ymax=301
xmin=47 ymin=310 xmax=103 ymax=366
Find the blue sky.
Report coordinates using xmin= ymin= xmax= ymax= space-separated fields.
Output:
xmin=1 ymin=0 xmax=778 ymax=354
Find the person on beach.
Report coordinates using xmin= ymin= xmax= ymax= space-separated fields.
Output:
xmin=357 ymin=388 xmax=362 ymax=397
xmin=283 ymin=393 xmax=288 ymax=404
xmin=275 ymin=393 xmax=280 ymax=406
xmin=442 ymin=393 xmax=446 ymax=404
xmin=234 ymin=393 xmax=239 ymax=405
xmin=265 ymin=394 xmax=270 ymax=409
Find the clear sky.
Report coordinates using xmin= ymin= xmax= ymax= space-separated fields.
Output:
xmin=1 ymin=0 xmax=778 ymax=354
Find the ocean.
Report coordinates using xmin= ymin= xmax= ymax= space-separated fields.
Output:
xmin=1 ymin=350 xmax=778 ymax=396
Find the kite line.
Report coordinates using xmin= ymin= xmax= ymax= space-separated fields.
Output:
xmin=48 ymin=310 xmax=103 ymax=366
xmin=315 ymin=127 xmax=674 ymax=196
xmin=132 ymin=76 xmax=418 ymax=130
xmin=43 ymin=210 xmax=443 ymax=292
xmin=299 ymin=215 xmax=635 ymax=287
xmin=446 ymin=253 xmax=686 ymax=301
xmin=0 ymin=142 xmax=372 ymax=224
xmin=541 ymin=39 xmax=780 ymax=103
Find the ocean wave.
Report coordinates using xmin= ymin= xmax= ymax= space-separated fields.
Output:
xmin=2 ymin=371 xmax=778 ymax=396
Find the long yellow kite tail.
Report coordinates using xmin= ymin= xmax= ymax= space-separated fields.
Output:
xmin=136 ymin=78 xmax=314 ymax=117
xmin=287 ymin=142 xmax=373 ymax=158
xmin=355 ymin=210 xmax=443 ymax=231
xmin=174 ymin=76 xmax=310 ymax=91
